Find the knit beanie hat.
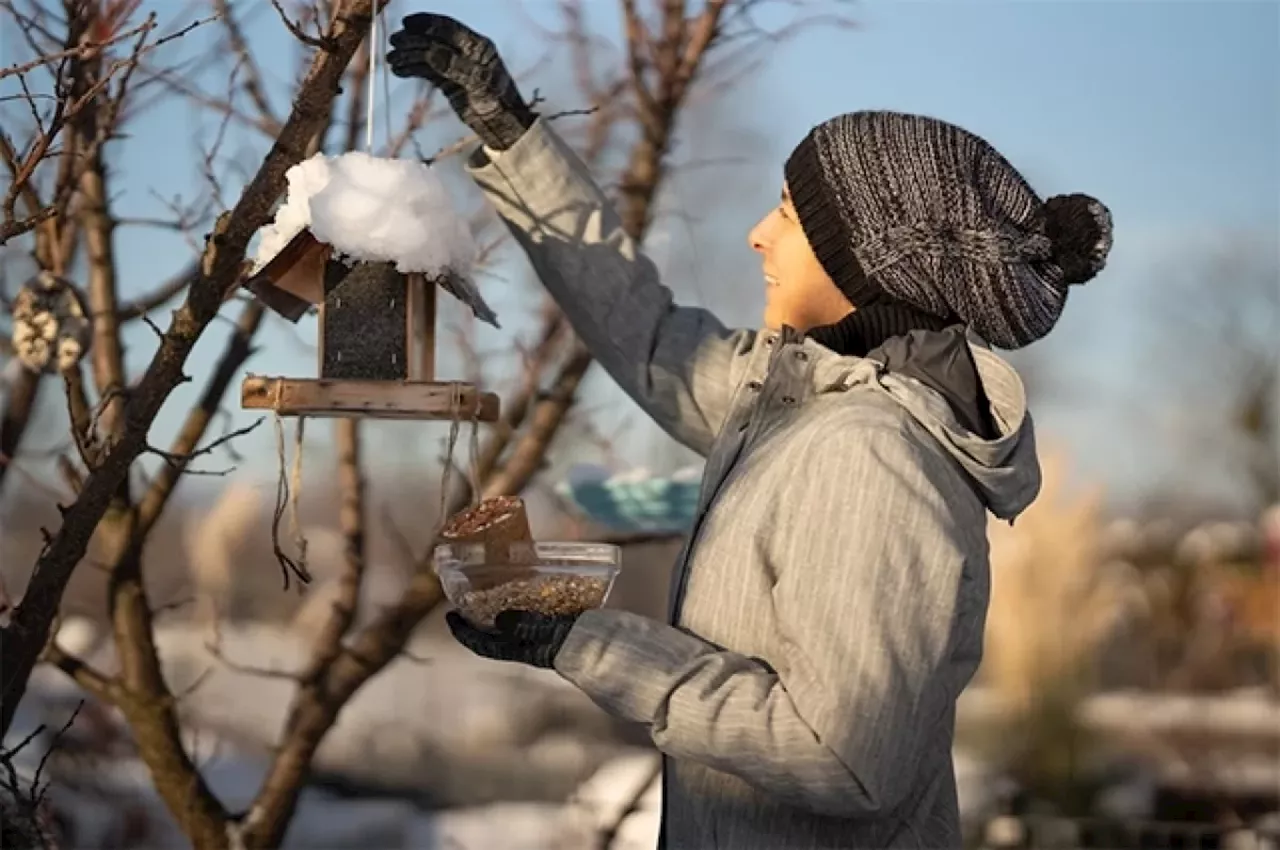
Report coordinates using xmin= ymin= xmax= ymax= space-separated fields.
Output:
xmin=784 ymin=110 xmax=1113 ymax=349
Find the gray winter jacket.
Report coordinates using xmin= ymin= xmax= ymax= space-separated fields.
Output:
xmin=469 ymin=119 xmax=1042 ymax=850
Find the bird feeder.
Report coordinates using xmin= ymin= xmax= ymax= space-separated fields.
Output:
xmin=239 ymin=229 xmax=500 ymax=422
xmin=237 ymin=148 xmax=501 ymax=422
xmin=9 ymin=271 xmax=92 ymax=375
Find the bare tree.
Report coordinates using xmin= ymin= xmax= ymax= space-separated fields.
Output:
xmin=1144 ymin=234 xmax=1279 ymax=512
xmin=0 ymin=1 xmax=204 ymax=494
xmin=1 ymin=1 xmax=851 ymax=847
xmin=0 ymin=0 xmax=381 ymax=743
xmin=0 ymin=3 xmax=202 ymax=246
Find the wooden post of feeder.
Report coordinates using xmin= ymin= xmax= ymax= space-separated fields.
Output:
xmin=406 ymin=272 xmax=435 ymax=382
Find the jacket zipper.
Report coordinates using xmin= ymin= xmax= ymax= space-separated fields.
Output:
xmin=658 ymin=326 xmax=798 ymax=849
xmin=668 ymin=327 xmax=791 ymax=624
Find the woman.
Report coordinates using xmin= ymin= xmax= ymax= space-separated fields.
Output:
xmin=389 ymin=13 xmax=1112 ymax=850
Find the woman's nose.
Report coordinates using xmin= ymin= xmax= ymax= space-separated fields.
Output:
xmin=748 ymin=215 xmax=771 ymax=253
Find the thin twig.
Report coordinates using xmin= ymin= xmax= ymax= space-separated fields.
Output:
xmin=116 ymin=263 xmax=197 ymax=320
xmin=40 ymin=641 xmax=118 ymax=701
xmin=0 ymin=18 xmax=154 ymax=82
xmin=203 ymin=639 xmax=299 ymax=682
xmin=143 ymin=419 xmax=262 ymax=474
xmin=212 ymin=0 xmax=281 ymax=132
xmin=270 ymin=0 xmax=330 ymax=49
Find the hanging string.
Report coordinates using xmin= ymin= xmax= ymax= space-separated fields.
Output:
xmin=437 ymin=381 xmax=464 ymax=532
xmin=468 ymin=389 xmax=482 ymax=507
xmin=379 ymin=4 xmax=394 ymax=150
xmin=365 ymin=7 xmax=377 ymax=152
xmin=270 ymin=405 xmax=313 ymax=590
xmin=364 ymin=2 xmax=393 ymax=153
xmin=288 ymin=416 xmax=308 ymax=568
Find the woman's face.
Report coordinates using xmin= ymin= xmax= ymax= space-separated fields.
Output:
xmin=748 ymin=184 xmax=853 ymax=332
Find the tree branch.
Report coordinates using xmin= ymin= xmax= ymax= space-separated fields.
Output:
xmin=297 ymin=417 xmax=366 ymax=683
xmin=108 ymin=542 xmax=231 ymax=848
xmin=271 ymin=0 xmax=331 ymax=50
xmin=0 ymin=366 xmax=41 ymax=497
xmin=142 ymin=64 xmax=282 ymax=139
xmin=482 ymin=342 xmax=594 ymax=500
xmin=40 ymin=638 xmax=120 ymax=703
xmin=73 ymin=44 xmax=130 ymax=445
xmin=115 ymin=262 xmax=198 ymax=320
xmin=60 ymin=298 xmax=266 ymax=848
xmin=0 ymin=15 xmax=153 ymax=82
xmin=62 ymin=362 xmax=98 ymax=469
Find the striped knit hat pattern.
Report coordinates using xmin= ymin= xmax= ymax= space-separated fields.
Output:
xmin=784 ymin=110 xmax=1113 ymax=349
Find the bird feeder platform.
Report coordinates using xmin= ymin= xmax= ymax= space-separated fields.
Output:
xmin=241 ymin=376 xmax=499 ymax=421
xmin=239 ymin=228 xmax=500 ymax=422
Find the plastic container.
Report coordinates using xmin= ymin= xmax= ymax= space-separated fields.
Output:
xmin=434 ymin=542 xmax=622 ymax=628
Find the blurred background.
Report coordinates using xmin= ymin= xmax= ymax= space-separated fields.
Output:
xmin=1 ymin=0 xmax=1277 ymax=848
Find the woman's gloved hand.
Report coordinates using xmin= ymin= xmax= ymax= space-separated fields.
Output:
xmin=387 ymin=13 xmax=535 ymax=151
xmin=445 ymin=609 xmax=578 ymax=669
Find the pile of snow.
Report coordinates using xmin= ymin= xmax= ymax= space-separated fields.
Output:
xmin=1080 ymin=688 xmax=1280 ymax=739
xmin=252 ymin=152 xmax=476 ymax=279
xmin=70 ymin=618 xmax=633 ymax=807
xmin=570 ymin=751 xmax=662 ymax=849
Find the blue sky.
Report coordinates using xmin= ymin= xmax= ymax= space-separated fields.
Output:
xmin=10 ymin=0 xmax=1276 ymax=513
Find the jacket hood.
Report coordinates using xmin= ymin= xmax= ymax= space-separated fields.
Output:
xmin=805 ymin=328 xmax=1042 ymax=520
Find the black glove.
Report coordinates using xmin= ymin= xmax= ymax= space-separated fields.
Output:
xmin=387 ymin=13 xmax=535 ymax=151
xmin=445 ymin=609 xmax=578 ymax=669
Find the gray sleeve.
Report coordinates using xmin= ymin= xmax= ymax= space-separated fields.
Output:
xmin=467 ymin=119 xmax=757 ymax=456
xmin=553 ymin=422 xmax=974 ymax=817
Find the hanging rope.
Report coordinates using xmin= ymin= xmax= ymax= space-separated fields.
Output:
xmin=437 ymin=381 xmax=465 ymax=531
xmin=379 ymin=3 xmax=393 ymax=149
xmin=365 ymin=6 xmax=377 ymax=152
xmin=365 ymin=2 xmax=392 ymax=153
xmin=288 ymin=416 xmax=308 ymax=562
xmin=270 ymin=405 xmax=312 ymax=590
xmin=468 ymin=388 xmax=482 ymax=506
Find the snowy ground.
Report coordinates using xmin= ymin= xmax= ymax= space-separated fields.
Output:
xmin=10 ymin=627 xmax=665 ymax=844
xmin=958 ymin=684 xmax=1280 ymax=799
xmin=8 ymin=729 xmax=661 ymax=849
xmin=7 ymin=618 xmax=1278 ymax=848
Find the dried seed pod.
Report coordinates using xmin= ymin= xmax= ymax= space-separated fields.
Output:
xmin=10 ymin=271 xmax=91 ymax=374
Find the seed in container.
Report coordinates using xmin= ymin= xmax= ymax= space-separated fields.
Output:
xmin=456 ymin=574 xmax=609 ymax=628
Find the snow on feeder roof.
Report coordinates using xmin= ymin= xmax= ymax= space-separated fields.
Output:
xmin=245 ymin=150 xmax=497 ymax=326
